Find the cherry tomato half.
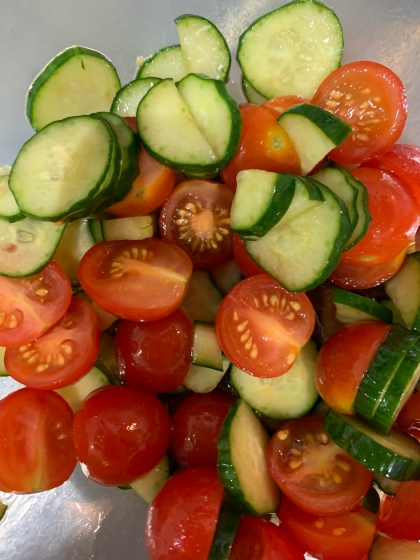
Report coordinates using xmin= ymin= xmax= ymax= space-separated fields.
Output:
xmin=79 ymin=239 xmax=193 ymax=322
xmin=216 ymin=275 xmax=315 ymax=378
xmin=5 ymin=296 xmax=100 ymax=390
xmin=378 ymin=480 xmax=420 ymax=540
xmin=396 ymin=392 xmax=420 ymax=441
xmin=232 ymin=234 xmax=265 ymax=278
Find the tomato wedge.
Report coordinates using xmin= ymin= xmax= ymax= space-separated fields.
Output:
xmin=232 ymin=234 xmax=265 ymax=278
xmin=5 ymin=296 xmax=100 ymax=390
xmin=215 ymin=275 xmax=315 ymax=378
xmin=378 ymin=480 xmax=420 ymax=540
xmin=79 ymin=238 xmax=193 ymax=321
xmin=396 ymin=392 xmax=420 ymax=441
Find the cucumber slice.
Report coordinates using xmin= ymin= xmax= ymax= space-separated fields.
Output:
xmin=217 ymin=399 xmax=280 ymax=514
xmin=10 ymin=116 xmax=114 ymax=222
xmin=0 ymin=218 xmax=65 ymax=277
xmin=208 ymin=503 xmax=241 ymax=560
xmin=369 ymin=535 xmax=420 ymax=560
xmin=344 ymin=172 xmax=371 ymax=248
xmin=373 ymin=473 xmax=401 ymax=496
xmin=130 ymin=455 xmax=170 ymax=503
xmin=230 ymin=339 xmax=319 ymax=420
xmin=324 ymin=409 xmax=420 ymax=481
xmin=360 ymin=486 xmax=380 ymax=514
xmin=27 ymin=46 xmax=120 ymax=131
xmin=183 ymin=356 xmax=230 ymax=393
xmin=0 ymin=166 xmax=24 ymax=223
xmin=101 ymin=215 xmax=155 ymax=241
xmin=53 ymin=218 xmax=94 ymax=285
xmin=210 ymin=259 xmax=243 ymax=296
xmin=381 ymin=299 xmax=407 ymax=327
xmin=385 ymin=253 xmax=420 ymax=332
xmin=0 ymin=502 xmax=7 ymax=522
xmin=111 ymin=78 xmax=161 ymax=118
xmin=0 ymin=347 xmax=8 ymax=376
xmin=87 ymin=219 xmax=104 ymax=243
xmin=55 ymin=366 xmax=110 ymax=412
xmin=192 ymin=322 xmax=224 ymax=371
xmin=333 ymin=289 xmax=393 ymax=324
xmin=136 ymin=45 xmax=186 ymax=82
xmin=180 ymin=270 xmax=223 ymax=323
xmin=237 ymin=0 xmax=343 ymax=99
xmin=175 ymin=14 xmax=231 ymax=82
xmin=279 ymin=104 xmax=351 ymax=175
xmin=95 ymin=331 xmax=119 ymax=385
xmin=242 ymin=76 xmax=268 ymax=105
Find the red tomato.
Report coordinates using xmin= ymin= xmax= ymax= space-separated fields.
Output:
xmin=315 ymin=321 xmax=391 ymax=414
xmin=108 ymin=147 xmax=176 ymax=217
xmin=123 ymin=116 xmax=137 ymax=133
xmin=159 ymin=180 xmax=234 ymax=270
xmin=262 ymin=95 xmax=311 ymax=117
xmin=115 ymin=309 xmax=193 ymax=394
xmin=0 ymin=260 xmax=71 ymax=348
xmin=73 ymin=386 xmax=170 ymax=486
xmin=279 ymin=497 xmax=376 ymax=560
xmin=5 ymin=297 xmax=100 ymax=390
xmin=0 ymin=388 xmax=76 ymax=492
xmin=220 ymin=104 xmax=301 ymax=190
xmin=268 ymin=416 xmax=372 ymax=516
xmin=79 ymin=239 xmax=193 ymax=322
xmin=170 ymin=391 xmax=234 ymax=468
xmin=229 ymin=516 xmax=305 ymax=560
xmin=146 ymin=468 xmax=224 ymax=560
xmin=216 ymin=275 xmax=315 ymax=378
xmin=396 ymin=392 xmax=420 ymax=441
xmin=378 ymin=481 xmax=420 ymax=540
xmin=232 ymin=234 xmax=265 ymax=278
xmin=313 ymin=61 xmax=407 ymax=165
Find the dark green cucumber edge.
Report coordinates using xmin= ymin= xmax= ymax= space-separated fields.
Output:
xmin=208 ymin=503 xmax=242 ymax=560
xmin=136 ymin=45 xmax=182 ymax=79
xmin=333 ymin=288 xmax=393 ymax=323
xmin=342 ymin=170 xmax=372 ymax=250
xmin=110 ymin=78 xmax=161 ymax=116
xmin=0 ymin=503 xmax=7 ymax=522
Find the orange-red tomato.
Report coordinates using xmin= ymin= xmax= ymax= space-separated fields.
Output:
xmin=378 ymin=481 xmax=420 ymax=540
xmin=232 ymin=234 xmax=265 ymax=278
xmin=262 ymin=95 xmax=310 ymax=117
xmin=396 ymin=392 xmax=420 ymax=441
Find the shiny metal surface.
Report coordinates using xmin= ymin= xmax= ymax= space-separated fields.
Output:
xmin=1 ymin=0 xmax=420 ymax=558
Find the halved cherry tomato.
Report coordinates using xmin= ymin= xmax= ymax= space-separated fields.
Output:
xmin=215 ymin=275 xmax=315 ymax=378
xmin=313 ymin=61 xmax=407 ymax=165
xmin=396 ymin=392 xmax=420 ymax=441
xmin=0 ymin=260 xmax=71 ymax=348
xmin=220 ymin=104 xmax=301 ymax=190
xmin=268 ymin=416 xmax=372 ymax=516
xmin=159 ymin=180 xmax=234 ymax=270
xmin=73 ymin=385 xmax=170 ymax=486
xmin=146 ymin=467 xmax=224 ymax=560
xmin=315 ymin=321 xmax=391 ymax=414
xmin=279 ymin=497 xmax=376 ymax=560
xmin=115 ymin=309 xmax=193 ymax=394
xmin=123 ymin=116 xmax=137 ymax=133
xmin=0 ymin=388 xmax=76 ymax=492
xmin=170 ymin=391 xmax=234 ymax=468
xmin=229 ymin=516 xmax=305 ymax=560
xmin=5 ymin=296 xmax=99 ymax=390
xmin=232 ymin=234 xmax=265 ymax=278
xmin=79 ymin=239 xmax=193 ymax=322
xmin=378 ymin=480 xmax=420 ymax=540
xmin=262 ymin=95 xmax=310 ymax=117
xmin=108 ymin=147 xmax=176 ymax=217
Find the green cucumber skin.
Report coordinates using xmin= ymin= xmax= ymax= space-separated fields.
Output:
xmin=110 ymin=78 xmax=161 ymax=117
xmin=341 ymin=171 xmax=372 ymax=250
xmin=207 ymin=503 xmax=241 ymax=560
xmin=241 ymin=76 xmax=268 ymax=105
xmin=333 ymin=289 xmax=393 ymax=324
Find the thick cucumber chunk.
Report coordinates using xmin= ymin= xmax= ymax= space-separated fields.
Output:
xmin=111 ymin=78 xmax=161 ymax=118
xmin=27 ymin=46 xmax=121 ymax=131
xmin=101 ymin=216 xmax=155 ymax=241
xmin=230 ymin=339 xmax=319 ymax=420
xmin=183 ymin=357 xmax=230 ymax=393
xmin=324 ymin=409 xmax=420 ymax=481
xmin=0 ymin=219 xmax=65 ymax=277
xmin=130 ymin=455 xmax=170 ymax=503
xmin=0 ymin=166 xmax=24 ymax=223
xmin=136 ymin=45 xmax=186 ymax=82
xmin=242 ymin=76 xmax=268 ymax=105
xmin=385 ymin=253 xmax=420 ymax=332
xmin=217 ymin=399 xmax=280 ymax=514
xmin=279 ymin=104 xmax=351 ymax=175
xmin=369 ymin=535 xmax=420 ymax=559
xmin=312 ymin=167 xmax=358 ymax=229
xmin=10 ymin=116 xmax=114 ymax=221
xmin=53 ymin=218 xmax=94 ymax=285
xmin=333 ymin=289 xmax=393 ymax=324
xmin=237 ymin=0 xmax=343 ymax=99
xmin=175 ymin=14 xmax=231 ymax=82
xmin=192 ymin=322 xmax=224 ymax=371
xmin=344 ymin=172 xmax=371 ymax=247
xmin=88 ymin=219 xmax=104 ymax=243
xmin=180 ymin=270 xmax=223 ymax=323
xmin=55 ymin=366 xmax=110 ymax=412
xmin=208 ymin=503 xmax=241 ymax=560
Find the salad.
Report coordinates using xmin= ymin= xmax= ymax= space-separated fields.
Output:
xmin=1 ymin=0 xmax=420 ymax=559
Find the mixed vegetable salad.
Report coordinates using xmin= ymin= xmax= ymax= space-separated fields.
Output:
xmin=1 ymin=0 xmax=420 ymax=558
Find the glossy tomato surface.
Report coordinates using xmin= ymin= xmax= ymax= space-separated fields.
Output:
xmin=396 ymin=392 xmax=420 ymax=441
xmin=146 ymin=467 xmax=224 ymax=560
xmin=73 ymin=386 xmax=170 ymax=486
xmin=115 ymin=309 xmax=193 ymax=394
xmin=313 ymin=61 xmax=407 ymax=164
xmin=0 ymin=260 xmax=71 ymax=348
xmin=378 ymin=480 xmax=420 ymax=540
xmin=5 ymin=296 xmax=100 ymax=390
xmin=216 ymin=275 xmax=315 ymax=378
xmin=78 ymin=238 xmax=193 ymax=321
xmin=232 ymin=234 xmax=265 ymax=278
xmin=0 ymin=388 xmax=76 ymax=492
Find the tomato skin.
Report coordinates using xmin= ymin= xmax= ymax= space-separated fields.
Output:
xmin=378 ymin=481 xmax=420 ymax=540
xmin=146 ymin=467 xmax=224 ymax=560
xmin=279 ymin=497 xmax=376 ymax=560
xmin=73 ymin=386 xmax=170 ymax=486
xmin=315 ymin=321 xmax=391 ymax=414
xmin=123 ymin=116 xmax=137 ymax=132
xmin=396 ymin=392 xmax=420 ymax=441
xmin=0 ymin=260 xmax=71 ymax=348
xmin=170 ymin=391 xmax=234 ymax=468
xmin=232 ymin=234 xmax=265 ymax=278
xmin=268 ymin=416 xmax=372 ymax=517
xmin=216 ymin=275 xmax=315 ymax=378
xmin=79 ymin=239 xmax=193 ymax=322
xmin=5 ymin=296 xmax=100 ymax=390
xmin=0 ymin=388 xmax=76 ymax=492
xmin=313 ymin=61 xmax=407 ymax=165
xmin=229 ymin=516 xmax=305 ymax=560
xmin=262 ymin=95 xmax=310 ymax=117
xmin=115 ymin=309 xmax=193 ymax=394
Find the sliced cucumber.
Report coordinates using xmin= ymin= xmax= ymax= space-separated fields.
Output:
xmin=101 ymin=215 xmax=155 ymax=241
xmin=369 ymin=535 xmax=420 ymax=560
xmin=0 ymin=502 xmax=7 ymax=522
xmin=230 ymin=340 xmax=319 ymax=420
xmin=192 ymin=322 xmax=224 ymax=371
xmin=242 ymin=76 xmax=268 ymax=105
xmin=10 ymin=116 xmax=114 ymax=222
xmin=53 ymin=218 xmax=94 ymax=285
xmin=324 ymin=409 xmax=420 ymax=481
xmin=95 ymin=331 xmax=119 ymax=385
xmin=381 ymin=299 xmax=407 ymax=327
xmin=130 ymin=455 xmax=170 ymax=503
xmin=136 ymin=45 xmax=186 ymax=82
xmin=385 ymin=253 xmax=420 ymax=332
xmin=217 ymin=399 xmax=280 ymax=514
xmin=360 ymin=485 xmax=380 ymax=514
xmin=183 ymin=357 xmax=230 ymax=393
xmin=0 ymin=347 xmax=7 ymax=376
xmin=55 ymin=366 xmax=110 ymax=412
xmin=111 ymin=78 xmax=161 ymax=117
xmin=279 ymin=104 xmax=351 ymax=175
xmin=210 ymin=259 xmax=243 ymax=296
xmin=373 ymin=473 xmax=401 ymax=496
xmin=237 ymin=0 xmax=343 ymax=99
xmin=27 ymin=46 xmax=121 ymax=131
xmin=0 ymin=166 xmax=24 ymax=223
xmin=333 ymin=289 xmax=393 ymax=324
xmin=180 ymin=270 xmax=223 ymax=323
xmin=175 ymin=14 xmax=231 ymax=82
xmin=88 ymin=219 xmax=104 ymax=243
xmin=208 ymin=503 xmax=241 ymax=560
xmin=345 ymin=172 xmax=372 ymax=248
